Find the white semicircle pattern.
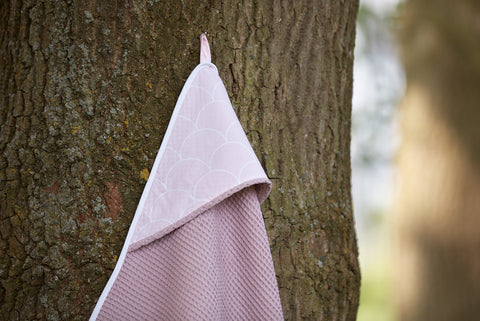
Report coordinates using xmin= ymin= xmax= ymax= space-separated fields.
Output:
xmin=129 ymin=64 xmax=270 ymax=248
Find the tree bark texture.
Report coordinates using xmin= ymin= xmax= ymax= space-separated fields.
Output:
xmin=395 ymin=0 xmax=480 ymax=320
xmin=0 ymin=1 xmax=360 ymax=320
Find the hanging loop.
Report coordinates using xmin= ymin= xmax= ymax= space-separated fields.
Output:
xmin=200 ymin=33 xmax=211 ymax=64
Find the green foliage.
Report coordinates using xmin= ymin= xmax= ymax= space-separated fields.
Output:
xmin=357 ymin=258 xmax=395 ymax=321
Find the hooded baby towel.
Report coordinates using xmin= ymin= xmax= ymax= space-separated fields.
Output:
xmin=89 ymin=34 xmax=284 ymax=320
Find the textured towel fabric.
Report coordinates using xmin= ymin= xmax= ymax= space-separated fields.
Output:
xmin=96 ymin=186 xmax=283 ymax=320
xmin=90 ymin=35 xmax=283 ymax=320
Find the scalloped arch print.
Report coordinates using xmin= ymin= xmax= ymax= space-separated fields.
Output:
xmin=90 ymin=34 xmax=282 ymax=321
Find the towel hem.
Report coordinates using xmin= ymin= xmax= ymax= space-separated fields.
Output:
xmin=128 ymin=178 xmax=271 ymax=252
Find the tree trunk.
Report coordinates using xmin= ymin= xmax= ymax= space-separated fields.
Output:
xmin=0 ymin=1 xmax=360 ymax=320
xmin=395 ymin=0 xmax=480 ymax=320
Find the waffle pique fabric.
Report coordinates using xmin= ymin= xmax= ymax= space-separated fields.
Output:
xmin=90 ymin=34 xmax=283 ymax=321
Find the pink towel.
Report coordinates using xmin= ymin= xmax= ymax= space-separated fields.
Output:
xmin=90 ymin=34 xmax=283 ymax=320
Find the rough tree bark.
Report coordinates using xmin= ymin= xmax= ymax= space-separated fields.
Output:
xmin=0 ymin=1 xmax=360 ymax=320
xmin=395 ymin=0 xmax=480 ymax=320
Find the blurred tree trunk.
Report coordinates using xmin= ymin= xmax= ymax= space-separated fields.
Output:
xmin=0 ymin=1 xmax=359 ymax=320
xmin=395 ymin=0 xmax=480 ymax=320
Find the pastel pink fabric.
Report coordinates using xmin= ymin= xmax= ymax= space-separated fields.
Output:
xmin=95 ymin=187 xmax=283 ymax=320
xmin=90 ymin=35 xmax=283 ymax=320
xmin=200 ymin=33 xmax=211 ymax=63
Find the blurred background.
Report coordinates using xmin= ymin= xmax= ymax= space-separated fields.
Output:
xmin=352 ymin=0 xmax=480 ymax=320
xmin=352 ymin=1 xmax=402 ymax=320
